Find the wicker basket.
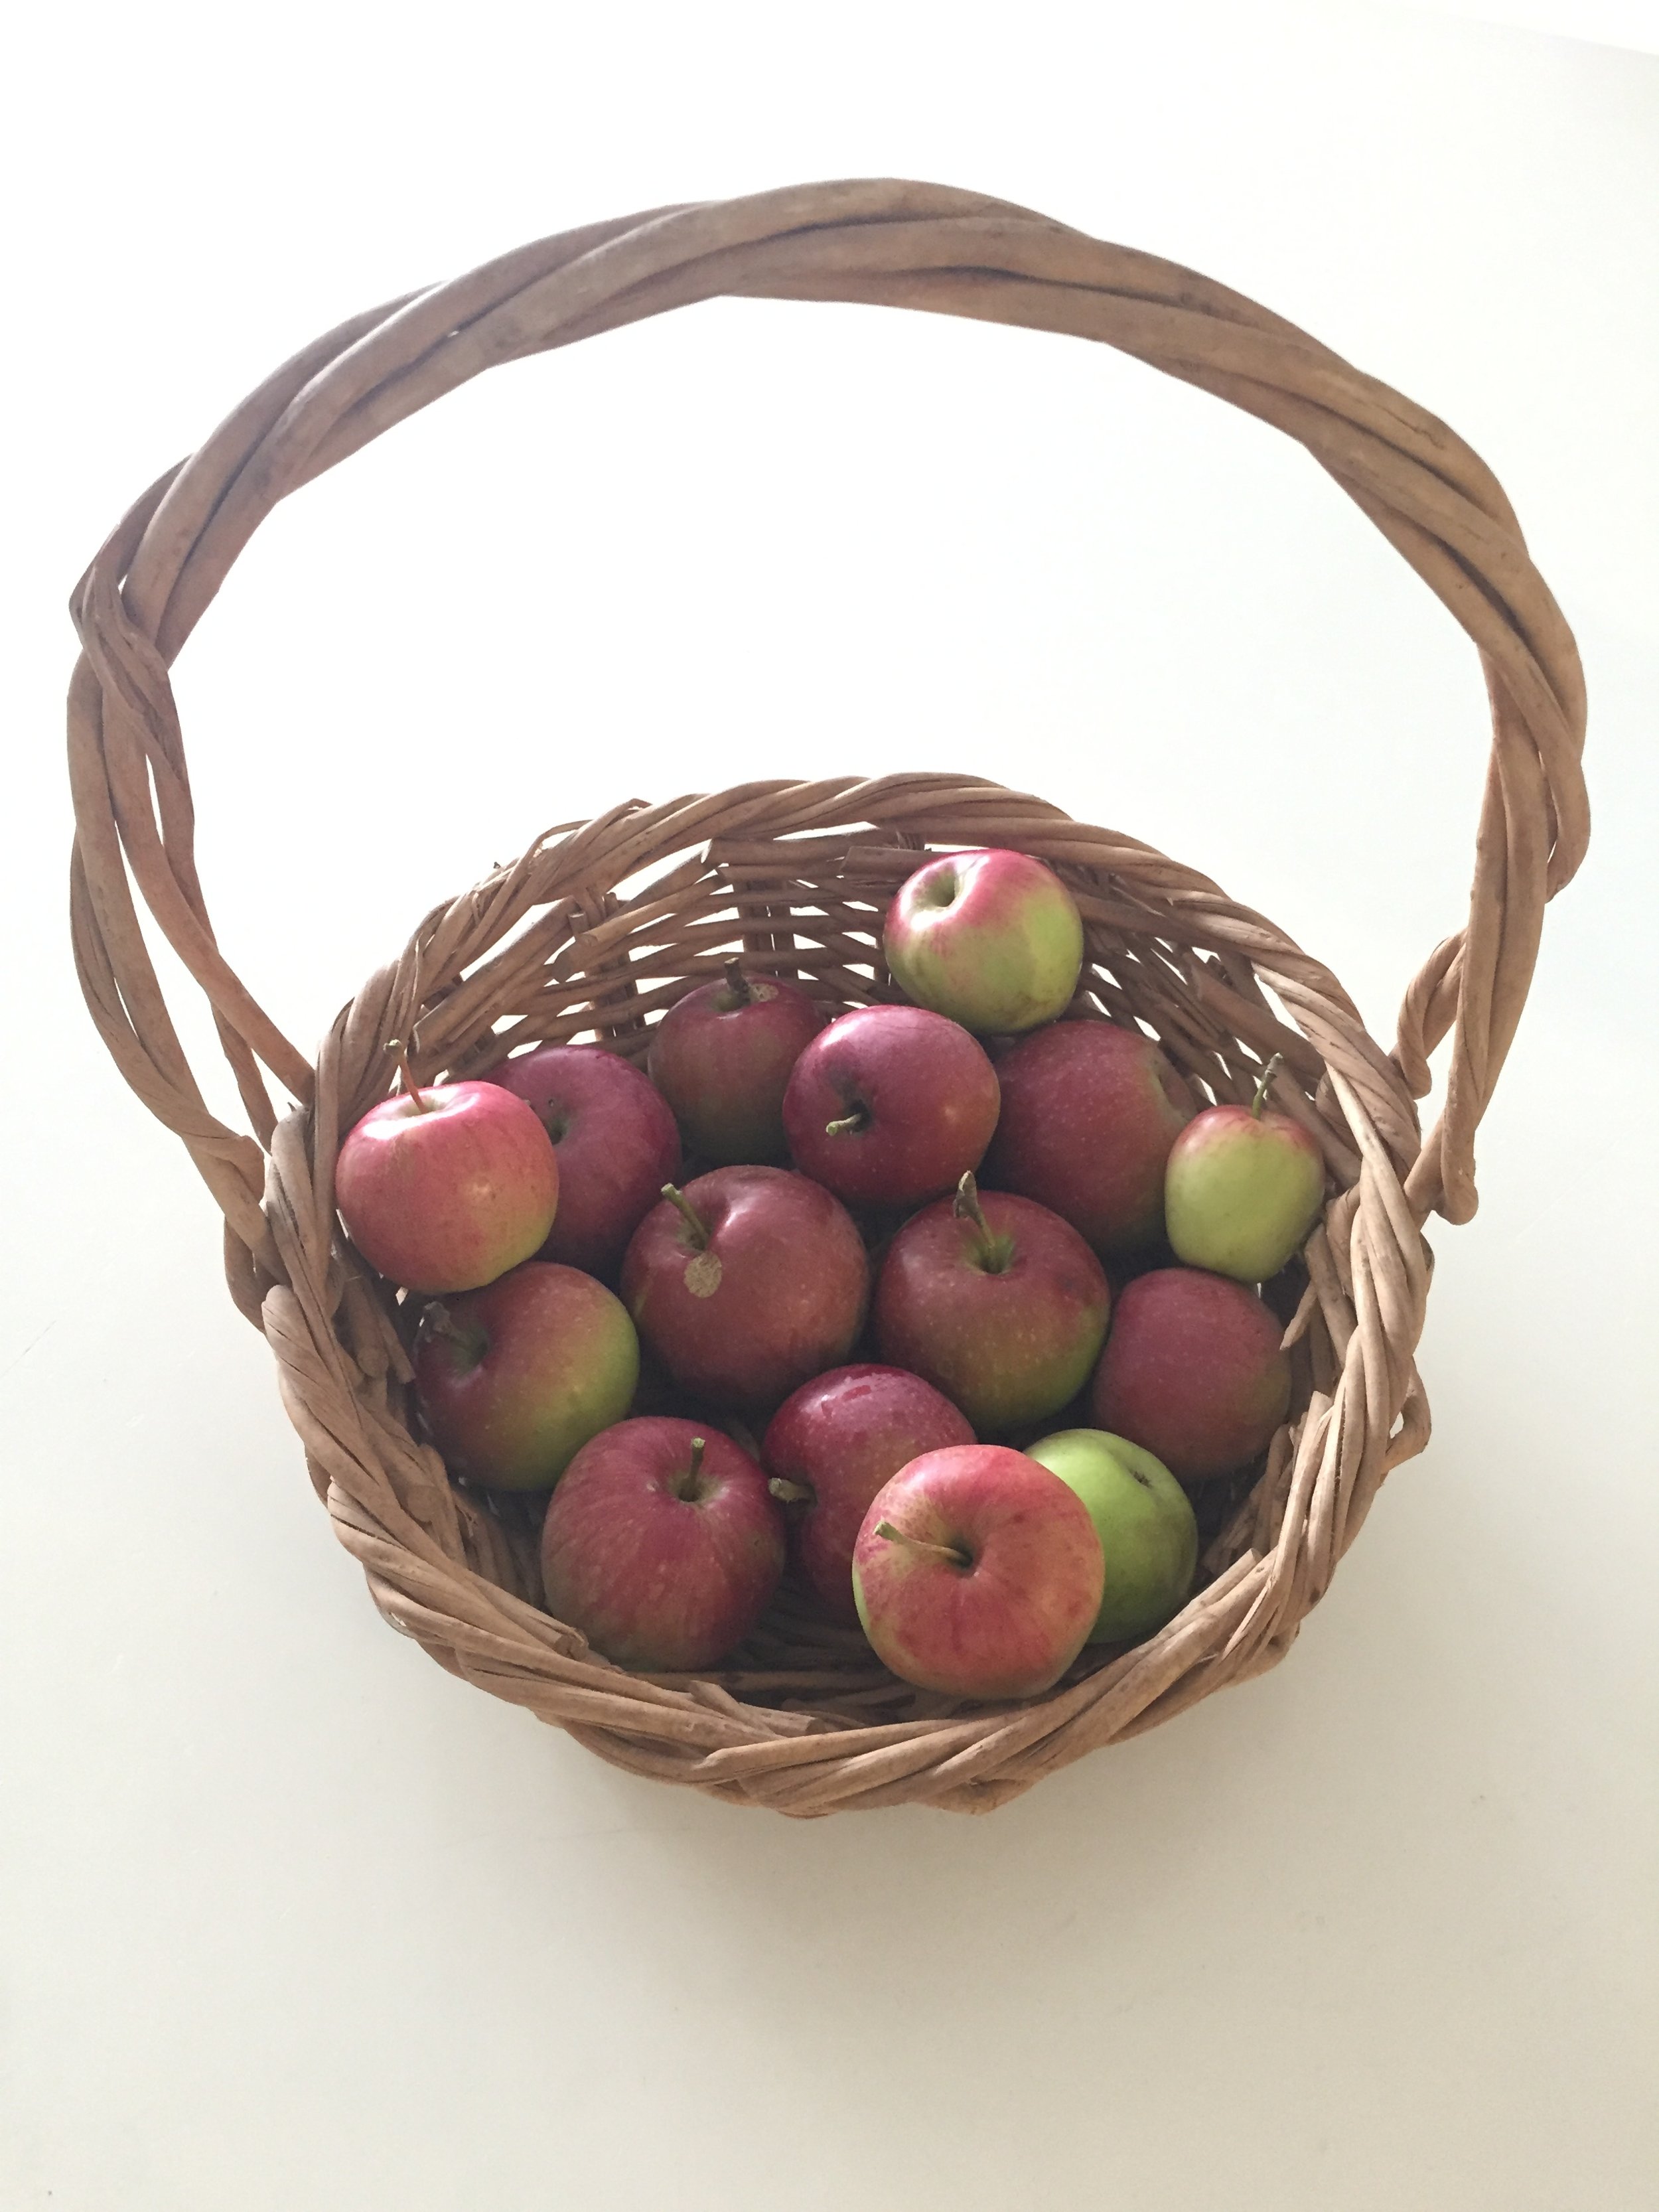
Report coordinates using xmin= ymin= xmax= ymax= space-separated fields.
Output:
xmin=68 ymin=181 xmax=1587 ymax=1815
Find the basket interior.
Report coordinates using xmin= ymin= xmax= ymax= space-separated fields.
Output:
xmin=331 ymin=804 xmax=1370 ymax=1731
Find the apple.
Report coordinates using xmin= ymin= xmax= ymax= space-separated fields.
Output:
xmin=540 ymin=1418 xmax=784 ymax=1670
xmin=1164 ymin=1053 xmax=1326 ymax=1282
xmin=981 ymin=1019 xmax=1193 ymax=1256
xmin=761 ymin=1364 xmax=974 ymax=1621
xmin=1023 ymin=1428 xmax=1197 ymax=1643
xmin=413 ymin=1261 xmax=640 ymax=1489
xmin=883 ymin=848 xmax=1084 ymax=1034
xmin=1090 ymin=1266 xmax=1291 ymax=1482
xmin=851 ymin=1445 xmax=1104 ymax=1698
xmin=334 ymin=1060 xmax=560 ymax=1294
xmin=620 ymin=1166 xmax=868 ymax=1408
xmin=484 ymin=1042 xmax=680 ymax=1277
xmin=782 ymin=1003 xmax=1000 ymax=1209
xmin=646 ymin=958 xmax=826 ymax=1165
xmin=873 ymin=1173 xmax=1111 ymax=1433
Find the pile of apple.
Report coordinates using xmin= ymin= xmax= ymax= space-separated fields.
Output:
xmin=335 ymin=849 xmax=1326 ymax=1702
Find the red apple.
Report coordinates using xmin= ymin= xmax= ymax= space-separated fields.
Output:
xmin=873 ymin=1174 xmax=1111 ymax=1434
xmin=761 ymin=1364 xmax=974 ymax=1621
xmin=413 ymin=1261 xmax=640 ymax=1489
xmin=883 ymin=848 xmax=1084 ymax=1034
xmin=981 ymin=1019 xmax=1193 ymax=1257
xmin=782 ymin=1003 xmax=1000 ymax=1209
xmin=851 ymin=1445 xmax=1104 ymax=1698
xmin=646 ymin=959 xmax=826 ymax=1165
xmin=1090 ymin=1266 xmax=1291 ymax=1482
xmin=541 ymin=1418 xmax=784 ymax=1669
xmin=484 ymin=1043 xmax=680 ymax=1277
xmin=1164 ymin=1055 xmax=1326 ymax=1282
xmin=620 ymin=1166 xmax=868 ymax=1408
xmin=335 ymin=1072 xmax=559 ymax=1294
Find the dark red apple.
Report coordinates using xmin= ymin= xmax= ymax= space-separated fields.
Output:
xmin=335 ymin=1072 xmax=559 ymax=1294
xmin=981 ymin=1019 xmax=1193 ymax=1257
xmin=541 ymin=1418 xmax=784 ymax=1669
xmin=782 ymin=1003 xmax=1000 ymax=1209
xmin=484 ymin=1043 xmax=680 ymax=1277
xmin=620 ymin=1166 xmax=868 ymax=1408
xmin=646 ymin=959 xmax=826 ymax=1165
xmin=1090 ymin=1266 xmax=1291 ymax=1482
xmin=873 ymin=1174 xmax=1111 ymax=1434
xmin=761 ymin=1364 xmax=974 ymax=1622
xmin=851 ymin=1445 xmax=1104 ymax=1698
xmin=413 ymin=1262 xmax=640 ymax=1489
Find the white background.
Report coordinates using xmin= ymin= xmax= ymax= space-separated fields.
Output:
xmin=3 ymin=5 xmax=1655 ymax=2207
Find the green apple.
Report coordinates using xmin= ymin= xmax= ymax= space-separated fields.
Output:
xmin=1163 ymin=1055 xmax=1325 ymax=1282
xmin=1023 ymin=1428 xmax=1196 ymax=1643
xmin=883 ymin=848 xmax=1084 ymax=1035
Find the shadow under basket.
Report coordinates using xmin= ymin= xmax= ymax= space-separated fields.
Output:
xmin=66 ymin=181 xmax=1587 ymax=1814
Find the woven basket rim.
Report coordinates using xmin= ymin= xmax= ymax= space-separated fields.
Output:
xmin=65 ymin=181 xmax=1588 ymax=1812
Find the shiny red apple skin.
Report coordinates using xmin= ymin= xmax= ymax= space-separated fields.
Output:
xmin=335 ymin=1081 xmax=559 ymax=1294
xmin=761 ymin=1364 xmax=975 ymax=1622
xmin=782 ymin=1003 xmax=1000 ymax=1209
xmin=981 ymin=1019 xmax=1193 ymax=1258
xmin=883 ymin=848 xmax=1085 ymax=1035
xmin=873 ymin=1188 xmax=1111 ymax=1434
xmin=484 ymin=1043 xmax=680 ymax=1277
xmin=646 ymin=966 xmax=826 ymax=1165
xmin=540 ymin=1418 xmax=785 ymax=1670
xmin=1090 ymin=1266 xmax=1291 ymax=1482
xmin=620 ymin=1167 xmax=869 ymax=1409
xmin=851 ymin=1445 xmax=1104 ymax=1698
xmin=413 ymin=1262 xmax=640 ymax=1490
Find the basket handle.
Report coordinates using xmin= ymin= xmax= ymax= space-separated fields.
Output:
xmin=68 ymin=179 xmax=1586 ymax=1246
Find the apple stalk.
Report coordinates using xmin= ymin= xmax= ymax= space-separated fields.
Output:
xmin=674 ymin=1435 xmax=710 ymax=1501
xmin=388 ymin=1037 xmax=432 ymax=1113
xmin=660 ymin=1183 xmax=711 ymax=1249
xmin=419 ymin=1300 xmax=488 ymax=1368
xmin=952 ymin=1171 xmax=1015 ymax=1274
xmin=873 ymin=1518 xmax=972 ymax=1570
xmin=1250 ymin=1053 xmax=1285 ymax=1117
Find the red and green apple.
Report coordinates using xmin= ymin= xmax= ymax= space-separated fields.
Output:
xmin=883 ymin=848 xmax=1084 ymax=1035
xmin=851 ymin=1445 xmax=1104 ymax=1698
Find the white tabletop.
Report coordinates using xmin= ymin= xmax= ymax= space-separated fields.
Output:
xmin=4 ymin=5 xmax=1655 ymax=2207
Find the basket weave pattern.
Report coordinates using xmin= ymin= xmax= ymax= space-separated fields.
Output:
xmin=68 ymin=183 xmax=1586 ymax=1814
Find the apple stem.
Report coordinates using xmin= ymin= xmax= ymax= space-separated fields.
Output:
xmin=419 ymin=1301 xmax=487 ymax=1364
xmin=388 ymin=1037 xmax=431 ymax=1113
xmin=768 ymin=1476 xmax=814 ymax=1506
xmin=873 ymin=1520 xmax=972 ymax=1570
xmin=1250 ymin=1053 xmax=1285 ymax=1118
xmin=423 ymin=1300 xmax=461 ymax=1342
xmin=660 ymin=1183 xmax=710 ymax=1249
xmin=952 ymin=1171 xmax=1015 ymax=1275
xmin=825 ymin=1108 xmax=869 ymax=1138
xmin=721 ymin=956 xmax=754 ymax=1005
xmin=672 ymin=1433 xmax=703 ymax=1504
